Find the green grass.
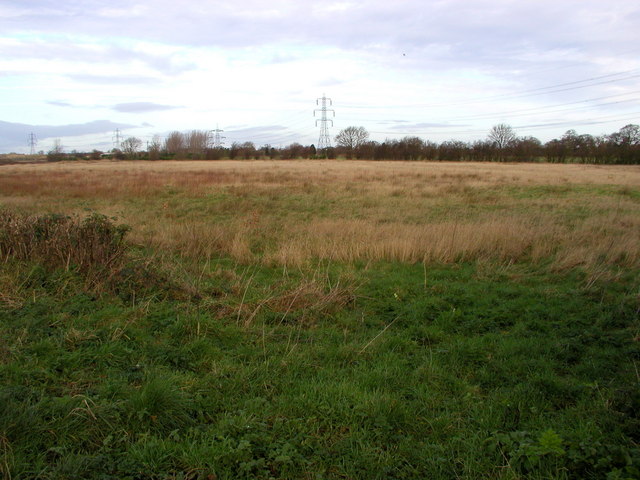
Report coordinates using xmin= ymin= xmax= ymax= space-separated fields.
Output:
xmin=1 ymin=251 xmax=639 ymax=479
xmin=1 ymin=163 xmax=639 ymax=478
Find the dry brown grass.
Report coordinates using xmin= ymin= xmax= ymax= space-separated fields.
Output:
xmin=1 ymin=159 xmax=638 ymax=194
xmin=1 ymin=159 xmax=639 ymax=270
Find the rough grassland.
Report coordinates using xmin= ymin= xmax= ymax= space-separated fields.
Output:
xmin=1 ymin=160 xmax=639 ymax=479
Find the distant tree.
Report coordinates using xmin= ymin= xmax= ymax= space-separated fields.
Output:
xmin=283 ymin=142 xmax=305 ymax=159
xmin=374 ymin=140 xmax=394 ymax=160
xmin=357 ymin=140 xmax=378 ymax=159
xmin=576 ymin=134 xmax=596 ymax=163
xmin=488 ymin=124 xmax=517 ymax=160
xmin=589 ymin=135 xmax=606 ymax=164
xmin=165 ymin=131 xmax=186 ymax=156
xmin=512 ymin=136 xmax=542 ymax=162
xmin=186 ymin=130 xmax=209 ymax=158
xmin=148 ymin=135 xmax=162 ymax=161
xmin=240 ymin=141 xmax=257 ymax=160
xmin=229 ymin=142 xmax=241 ymax=160
xmin=262 ymin=144 xmax=277 ymax=159
xmin=230 ymin=142 xmax=257 ymax=160
xmin=111 ymin=148 xmax=125 ymax=160
xmin=335 ymin=126 xmax=369 ymax=158
xmin=121 ymin=137 xmax=142 ymax=158
xmin=555 ymin=130 xmax=595 ymax=163
xmin=488 ymin=124 xmax=517 ymax=149
xmin=396 ymin=136 xmax=427 ymax=160
xmin=610 ymin=124 xmax=640 ymax=146
xmin=206 ymin=147 xmax=226 ymax=160
xmin=471 ymin=139 xmax=494 ymax=162
xmin=438 ymin=140 xmax=468 ymax=161
xmin=90 ymin=149 xmax=103 ymax=160
xmin=47 ymin=139 xmax=65 ymax=162
xmin=609 ymin=124 xmax=640 ymax=164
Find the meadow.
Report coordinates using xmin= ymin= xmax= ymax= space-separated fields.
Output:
xmin=1 ymin=159 xmax=639 ymax=479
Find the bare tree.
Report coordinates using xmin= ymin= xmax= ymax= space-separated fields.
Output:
xmin=186 ymin=130 xmax=209 ymax=157
xmin=488 ymin=124 xmax=517 ymax=161
xmin=609 ymin=124 xmax=640 ymax=164
xmin=610 ymin=124 xmax=640 ymax=146
xmin=335 ymin=126 xmax=369 ymax=158
xmin=148 ymin=135 xmax=162 ymax=161
xmin=335 ymin=126 xmax=369 ymax=149
xmin=47 ymin=138 xmax=65 ymax=162
xmin=488 ymin=124 xmax=517 ymax=149
xmin=121 ymin=137 xmax=142 ymax=158
xmin=165 ymin=131 xmax=186 ymax=155
xmin=512 ymin=136 xmax=542 ymax=162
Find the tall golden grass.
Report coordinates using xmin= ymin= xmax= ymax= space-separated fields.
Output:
xmin=1 ymin=160 xmax=639 ymax=270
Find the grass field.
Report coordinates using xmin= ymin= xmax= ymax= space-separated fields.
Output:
xmin=1 ymin=160 xmax=639 ymax=479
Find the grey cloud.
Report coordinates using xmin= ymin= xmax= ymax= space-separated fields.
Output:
xmin=67 ymin=74 xmax=163 ymax=86
xmin=388 ymin=122 xmax=470 ymax=130
xmin=113 ymin=102 xmax=180 ymax=113
xmin=317 ymin=78 xmax=344 ymax=87
xmin=0 ymin=119 xmax=135 ymax=151
xmin=227 ymin=125 xmax=288 ymax=136
xmin=3 ymin=1 xmax=638 ymax=54
xmin=268 ymin=53 xmax=298 ymax=64
xmin=2 ymin=0 xmax=639 ymax=125
xmin=47 ymin=101 xmax=74 ymax=107
xmin=3 ymin=1 xmax=638 ymax=78
xmin=0 ymin=38 xmax=194 ymax=76
xmin=225 ymin=125 xmax=303 ymax=145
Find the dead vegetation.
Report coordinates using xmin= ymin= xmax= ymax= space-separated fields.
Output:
xmin=1 ymin=160 xmax=639 ymax=271
xmin=0 ymin=210 xmax=130 ymax=274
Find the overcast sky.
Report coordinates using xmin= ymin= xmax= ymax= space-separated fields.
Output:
xmin=1 ymin=0 xmax=639 ymax=153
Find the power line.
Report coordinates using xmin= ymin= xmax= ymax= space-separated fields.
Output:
xmin=435 ymin=91 xmax=640 ymax=123
xmin=314 ymin=94 xmax=335 ymax=150
xmin=341 ymin=70 xmax=640 ymax=110
xmin=369 ymin=110 xmax=640 ymax=137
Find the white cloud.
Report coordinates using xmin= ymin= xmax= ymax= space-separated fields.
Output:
xmin=1 ymin=0 xmax=639 ymax=152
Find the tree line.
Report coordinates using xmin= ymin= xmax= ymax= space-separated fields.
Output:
xmin=330 ymin=124 xmax=640 ymax=164
xmin=49 ymin=123 xmax=640 ymax=164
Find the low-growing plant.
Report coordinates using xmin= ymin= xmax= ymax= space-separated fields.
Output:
xmin=0 ymin=210 xmax=130 ymax=279
xmin=128 ymin=375 xmax=195 ymax=434
xmin=487 ymin=429 xmax=640 ymax=479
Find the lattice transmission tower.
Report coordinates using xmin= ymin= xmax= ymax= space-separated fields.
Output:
xmin=28 ymin=132 xmax=37 ymax=155
xmin=112 ymin=129 xmax=121 ymax=150
xmin=209 ymin=125 xmax=226 ymax=148
xmin=314 ymin=94 xmax=335 ymax=150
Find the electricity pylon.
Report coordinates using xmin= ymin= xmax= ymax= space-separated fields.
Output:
xmin=28 ymin=133 xmax=37 ymax=155
xmin=314 ymin=94 xmax=335 ymax=150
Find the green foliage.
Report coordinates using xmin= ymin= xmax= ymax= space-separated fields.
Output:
xmin=488 ymin=429 xmax=640 ymax=479
xmin=1 ymin=245 xmax=639 ymax=478
xmin=128 ymin=375 xmax=195 ymax=433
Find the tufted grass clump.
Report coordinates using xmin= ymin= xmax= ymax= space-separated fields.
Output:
xmin=128 ymin=375 xmax=195 ymax=434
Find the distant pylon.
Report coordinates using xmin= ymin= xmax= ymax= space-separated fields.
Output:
xmin=112 ymin=129 xmax=121 ymax=149
xmin=314 ymin=94 xmax=335 ymax=150
xmin=209 ymin=125 xmax=225 ymax=148
xmin=28 ymin=132 xmax=37 ymax=155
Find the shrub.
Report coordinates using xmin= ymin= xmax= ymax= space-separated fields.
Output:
xmin=0 ymin=210 xmax=130 ymax=285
